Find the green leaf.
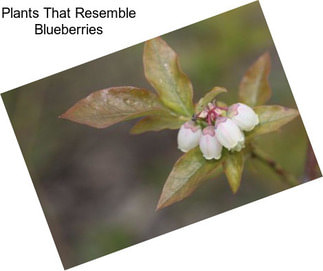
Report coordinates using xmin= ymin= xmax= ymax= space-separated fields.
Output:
xmin=195 ymin=87 xmax=227 ymax=113
xmin=60 ymin=87 xmax=168 ymax=128
xmin=246 ymin=105 xmax=299 ymax=139
xmin=239 ymin=52 xmax=271 ymax=106
xmin=223 ymin=151 xmax=244 ymax=193
xmin=130 ymin=114 xmax=189 ymax=134
xmin=144 ymin=37 xmax=194 ymax=117
xmin=156 ymin=147 xmax=222 ymax=210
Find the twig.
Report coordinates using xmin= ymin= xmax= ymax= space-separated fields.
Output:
xmin=251 ymin=148 xmax=299 ymax=186
xmin=304 ymin=140 xmax=321 ymax=182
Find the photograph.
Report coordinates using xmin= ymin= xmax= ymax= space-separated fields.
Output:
xmin=1 ymin=2 xmax=320 ymax=269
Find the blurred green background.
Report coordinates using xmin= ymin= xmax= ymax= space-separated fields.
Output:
xmin=1 ymin=2 xmax=320 ymax=269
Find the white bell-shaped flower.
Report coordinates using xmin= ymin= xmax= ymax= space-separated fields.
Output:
xmin=215 ymin=117 xmax=245 ymax=151
xmin=228 ymin=103 xmax=259 ymax=131
xmin=231 ymin=140 xmax=245 ymax=152
xmin=177 ymin=121 xmax=202 ymax=152
xmin=199 ymin=126 xmax=223 ymax=160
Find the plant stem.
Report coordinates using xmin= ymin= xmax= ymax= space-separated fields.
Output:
xmin=304 ymin=140 xmax=321 ymax=182
xmin=250 ymin=148 xmax=299 ymax=186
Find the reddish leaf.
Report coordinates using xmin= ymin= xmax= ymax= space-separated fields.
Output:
xmin=239 ymin=52 xmax=271 ymax=106
xmin=60 ymin=87 xmax=168 ymax=128
xmin=246 ymin=105 xmax=299 ymax=139
xmin=130 ymin=115 xmax=188 ymax=134
xmin=144 ymin=37 xmax=194 ymax=116
xmin=223 ymin=151 xmax=244 ymax=193
xmin=157 ymin=147 xmax=222 ymax=210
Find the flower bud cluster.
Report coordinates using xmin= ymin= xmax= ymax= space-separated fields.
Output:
xmin=177 ymin=102 xmax=259 ymax=160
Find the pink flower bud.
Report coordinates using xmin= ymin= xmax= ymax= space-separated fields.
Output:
xmin=228 ymin=103 xmax=259 ymax=131
xmin=215 ymin=117 xmax=245 ymax=151
xmin=199 ymin=126 xmax=223 ymax=160
xmin=177 ymin=121 xmax=202 ymax=152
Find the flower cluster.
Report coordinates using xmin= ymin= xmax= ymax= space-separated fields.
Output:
xmin=177 ymin=102 xmax=259 ymax=160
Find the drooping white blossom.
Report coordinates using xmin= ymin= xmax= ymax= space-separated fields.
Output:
xmin=228 ymin=103 xmax=259 ymax=131
xmin=215 ymin=117 xmax=245 ymax=151
xmin=177 ymin=121 xmax=202 ymax=152
xmin=231 ymin=140 xmax=245 ymax=152
xmin=199 ymin=126 xmax=223 ymax=160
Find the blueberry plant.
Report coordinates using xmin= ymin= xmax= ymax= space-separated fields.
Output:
xmin=60 ymin=37 xmax=299 ymax=210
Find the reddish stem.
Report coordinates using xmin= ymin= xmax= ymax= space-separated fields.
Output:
xmin=210 ymin=111 xmax=216 ymax=122
xmin=207 ymin=114 xmax=212 ymax=125
xmin=216 ymin=106 xmax=228 ymax=110
xmin=197 ymin=105 xmax=228 ymax=125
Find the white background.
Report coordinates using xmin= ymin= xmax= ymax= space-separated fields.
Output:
xmin=1 ymin=0 xmax=322 ymax=270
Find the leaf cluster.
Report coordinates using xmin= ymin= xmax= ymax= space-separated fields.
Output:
xmin=60 ymin=37 xmax=299 ymax=210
